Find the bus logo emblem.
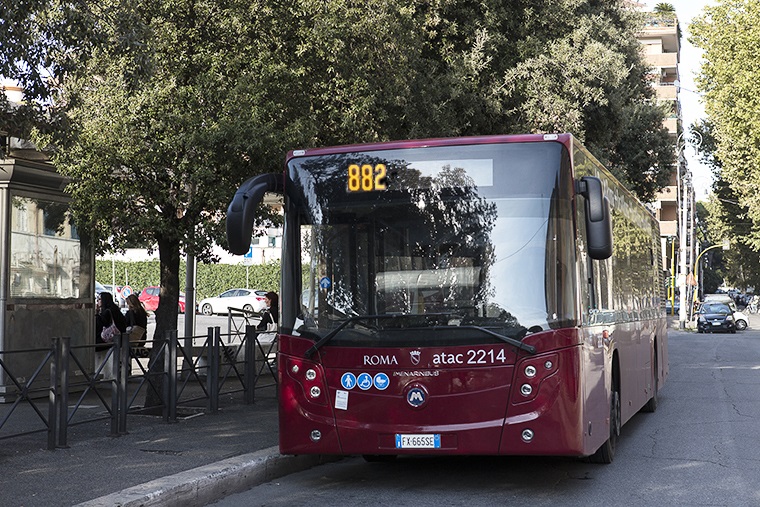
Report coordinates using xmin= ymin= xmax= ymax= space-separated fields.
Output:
xmin=406 ymin=385 xmax=428 ymax=408
xmin=410 ymin=350 xmax=421 ymax=365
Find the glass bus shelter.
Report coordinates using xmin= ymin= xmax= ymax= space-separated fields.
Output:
xmin=0 ymin=154 xmax=94 ymax=400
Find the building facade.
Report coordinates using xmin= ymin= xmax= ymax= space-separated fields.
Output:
xmin=637 ymin=7 xmax=697 ymax=320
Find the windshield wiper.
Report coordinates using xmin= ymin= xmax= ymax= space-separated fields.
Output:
xmin=303 ymin=314 xmax=536 ymax=358
xmin=452 ymin=325 xmax=536 ymax=355
xmin=304 ymin=314 xmax=394 ymax=358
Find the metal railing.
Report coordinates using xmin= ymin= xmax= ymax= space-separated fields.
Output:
xmin=0 ymin=316 xmax=277 ymax=450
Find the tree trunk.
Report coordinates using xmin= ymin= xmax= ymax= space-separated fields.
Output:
xmin=144 ymin=234 xmax=182 ymax=409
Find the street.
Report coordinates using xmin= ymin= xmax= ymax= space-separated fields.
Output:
xmin=209 ymin=324 xmax=760 ymax=506
xmin=145 ymin=312 xmax=260 ymax=340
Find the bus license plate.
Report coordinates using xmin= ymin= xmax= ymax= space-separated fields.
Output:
xmin=395 ymin=434 xmax=441 ymax=449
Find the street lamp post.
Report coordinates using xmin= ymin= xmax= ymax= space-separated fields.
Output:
xmin=675 ymin=130 xmax=702 ymax=329
xmin=693 ymin=239 xmax=731 ymax=300
xmin=678 ymin=172 xmax=690 ymax=329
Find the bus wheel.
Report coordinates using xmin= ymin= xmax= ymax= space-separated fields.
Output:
xmin=590 ymin=384 xmax=620 ymax=464
xmin=363 ymin=455 xmax=397 ymax=463
xmin=642 ymin=349 xmax=658 ymax=413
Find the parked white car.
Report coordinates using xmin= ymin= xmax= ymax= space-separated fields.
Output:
xmin=197 ymin=288 xmax=268 ymax=315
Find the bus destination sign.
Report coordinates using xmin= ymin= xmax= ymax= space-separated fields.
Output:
xmin=347 ymin=163 xmax=387 ymax=193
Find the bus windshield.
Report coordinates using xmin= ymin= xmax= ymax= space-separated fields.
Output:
xmin=285 ymin=141 xmax=577 ymax=346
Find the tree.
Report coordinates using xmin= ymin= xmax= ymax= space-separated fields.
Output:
xmin=654 ymin=4 xmax=676 ymax=14
xmin=3 ymin=0 xmax=676 ymax=410
xmin=25 ymin=0 xmax=454 ymax=407
xmin=694 ymin=201 xmax=725 ymax=294
xmin=692 ymin=119 xmax=760 ymax=291
xmin=412 ymin=0 xmax=675 ymax=202
xmin=690 ymin=1 xmax=760 ymax=251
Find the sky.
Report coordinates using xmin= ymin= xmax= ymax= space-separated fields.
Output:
xmin=642 ymin=0 xmax=716 ymax=201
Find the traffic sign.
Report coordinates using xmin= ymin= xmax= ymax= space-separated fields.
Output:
xmin=242 ymin=246 xmax=254 ymax=266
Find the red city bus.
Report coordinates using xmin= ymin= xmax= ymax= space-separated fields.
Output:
xmin=227 ymin=133 xmax=668 ymax=463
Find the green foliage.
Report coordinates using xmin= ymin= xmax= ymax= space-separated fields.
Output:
xmin=95 ymin=260 xmax=281 ymax=301
xmin=691 ymin=120 xmax=760 ymax=291
xmin=4 ymin=0 xmax=677 ymax=346
xmin=654 ymin=4 xmax=676 ymax=14
xmin=7 ymin=0 xmax=675 ymax=207
xmin=691 ymin=2 xmax=760 ymax=251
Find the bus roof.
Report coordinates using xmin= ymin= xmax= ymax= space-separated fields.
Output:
xmin=285 ymin=133 xmax=575 ymax=162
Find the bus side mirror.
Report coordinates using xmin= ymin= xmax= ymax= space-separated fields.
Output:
xmin=577 ymin=176 xmax=613 ymax=260
xmin=226 ymin=173 xmax=283 ymax=255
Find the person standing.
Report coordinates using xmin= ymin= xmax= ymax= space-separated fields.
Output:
xmin=256 ymin=291 xmax=279 ymax=331
xmin=125 ymin=294 xmax=149 ymax=347
xmin=95 ymin=291 xmax=128 ymax=378
xmin=98 ymin=291 xmax=128 ymax=339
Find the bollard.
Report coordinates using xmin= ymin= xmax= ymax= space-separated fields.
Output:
xmin=57 ymin=337 xmax=71 ymax=448
xmin=207 ymin=327 xmax=220 ymax=413
xmin=47 ymin=337 xmax=60 ymax=451
xmin=110 ymin=338 xmax=120 ymax=437
xmin=244 ymin=325 xmax=256 ymax=404
xmin=118 ymin=332 xmax=130 ymax=435
xmin=166 ymin=330 xmax=178 ymax=423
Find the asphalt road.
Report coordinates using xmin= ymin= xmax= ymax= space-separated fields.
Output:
xmin=209 ymin=324 xmax=760 ymax=507
xmin=146 ymin=312 xmax=260 ymax=340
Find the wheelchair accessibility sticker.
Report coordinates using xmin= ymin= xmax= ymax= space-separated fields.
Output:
xmin=341 ymin=372 xmax=390 ymax=391
xmin=357 ymin=373 xmax=373 ymax=390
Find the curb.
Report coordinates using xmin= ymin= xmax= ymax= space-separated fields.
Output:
xmin=75 ymin=447 xmax=340 ymax=507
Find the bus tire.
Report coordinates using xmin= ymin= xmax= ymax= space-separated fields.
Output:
xmin=590 ymin=368 xmax=620 ymax=464
xmin=642 ymin=345 xmax=658 ymax=413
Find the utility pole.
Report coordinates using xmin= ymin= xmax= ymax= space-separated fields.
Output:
xmin=675 ymin=130 xmax=701 ymax=328
xmin=678 ymin=172 xmax=689 ymax=329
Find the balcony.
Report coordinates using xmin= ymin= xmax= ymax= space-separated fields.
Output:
xmin=656 ymin=186 xmax=678 ymax=204
xmin=646 ymin=52 xmax=679 ymax=69
xmin=663 ymin=117 xmax=678 ymax=133
xmin=640 ymin=13 xmax=680 ymax=53
xmin=658 ymin=220 xmax=678 ymax=237
xmin=655 ymin=85 xmax=678 ymax=100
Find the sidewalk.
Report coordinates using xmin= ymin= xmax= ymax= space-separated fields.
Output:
xmin=0 ymin=385 xmax=333 ymax=507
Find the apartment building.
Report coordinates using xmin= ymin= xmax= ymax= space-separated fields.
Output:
xmin=637 ymin=7 xmax=697 ymax=311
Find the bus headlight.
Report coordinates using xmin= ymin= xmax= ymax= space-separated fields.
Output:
xmin=520 ymin=384 xmax=533 ymax=396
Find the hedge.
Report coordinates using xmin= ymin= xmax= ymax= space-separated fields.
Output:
xmin=95 ymin=259 xmax=281 ymax=300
